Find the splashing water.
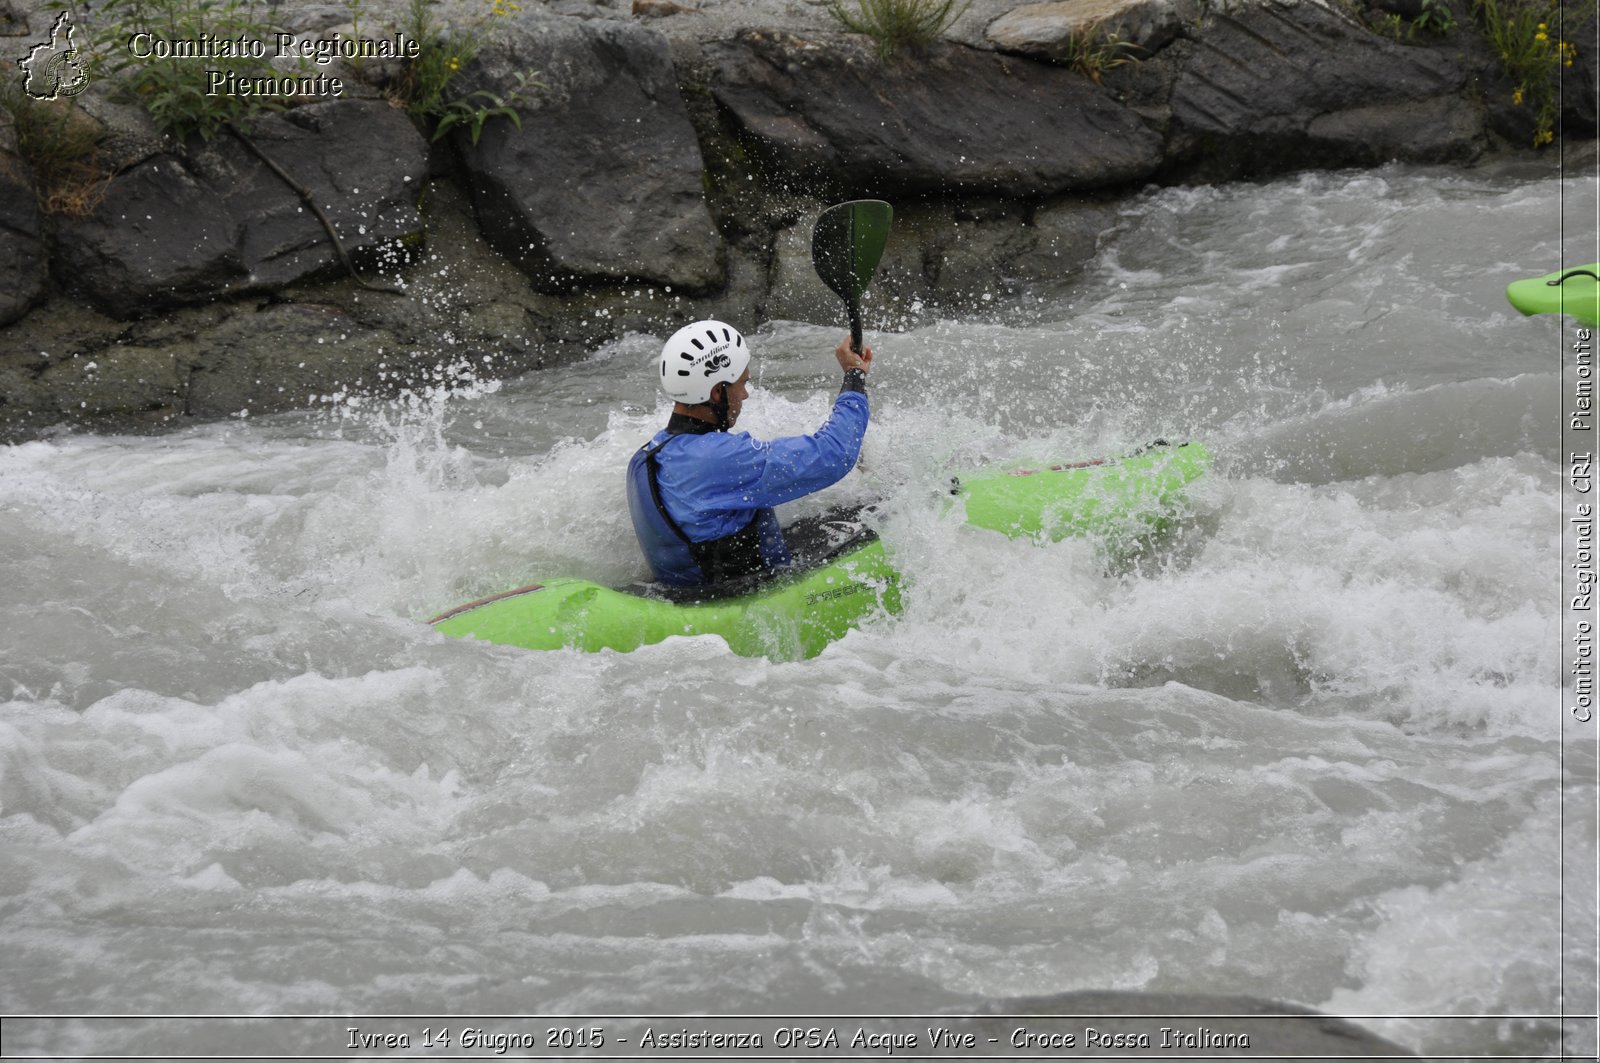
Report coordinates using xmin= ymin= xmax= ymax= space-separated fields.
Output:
xmin=0 ymin=162 xmax=1590 ymax=1057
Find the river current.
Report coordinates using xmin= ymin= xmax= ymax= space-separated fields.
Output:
xmin=1 ymin=161 xmax=1594 ymax=1058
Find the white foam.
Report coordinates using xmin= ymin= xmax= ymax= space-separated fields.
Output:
xmin=1321 ymin=791 xmax=1589 ymax=1057
xmin=0 ymin=163 xmax=1576 ymax=1043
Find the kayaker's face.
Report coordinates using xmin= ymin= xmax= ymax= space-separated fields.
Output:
xmin=722 ymin=370 xmax=750 ymax=427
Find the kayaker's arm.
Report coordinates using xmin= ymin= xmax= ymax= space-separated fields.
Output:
xmin=732 ymin=390 xmax=869 ymax=509
xmin=743 ymin=336 xmax=873 ymax=503
xmin=685 ymin=338 xmax=873 ymax=512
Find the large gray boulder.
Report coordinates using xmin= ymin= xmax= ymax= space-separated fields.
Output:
xmin=454 ymin=10 xmax=725 ymax=293
xmin=0 ymin=198 xmax=46 ymax=327
xmin=703 ymin=30 xmax=1164 ymax=198
xmin=0 ymin=133 xmax=47 ymax=327
xmin=52 ymin=100 xmax=429 ymax=319
xmin=52 ymin=154 xmax=245 ymax=319
xmin=1164 ymin=0 xmax=1482 ymax=171
xmin=192 ymin=101 xmax=429 ymax=289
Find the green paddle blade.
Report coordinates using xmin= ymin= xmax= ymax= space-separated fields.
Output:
xmin=812 ymin=200 xmax=893 ymax=304
xmin=1507 ymin=263 xmax=1600 ymax=326
xmin=819 ymin=199 xmax=896 ymax=300
xmin=812 ymin=200 xmax=892 ymax=351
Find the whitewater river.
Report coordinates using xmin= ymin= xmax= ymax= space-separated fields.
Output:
xmin=1 ymin=160 xmax=1594 ymax=1059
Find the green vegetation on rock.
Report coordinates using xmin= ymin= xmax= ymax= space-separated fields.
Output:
xmin=1062 ymin=22 xmax=1140 ymax=82
xmin=91 ymin=0 xmax=301 ymax=140
xmin=1472 ymin=0 xmax=1582 ymax=146
xmin=0 ymin=75 xmax=109 ymax=215
xmin=1412 ymin=0 xmax=1458 ymax=35
xmin=825 ymin=0 xmax=973 ymax=59
xmin=379 ymin=0 xmax=540 ymax=144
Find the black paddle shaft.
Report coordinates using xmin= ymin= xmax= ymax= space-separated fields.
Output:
xmin=811 ymin=200 xmax=893 ymax=353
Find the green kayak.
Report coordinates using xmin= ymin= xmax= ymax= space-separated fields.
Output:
xmin=430 ymin=440 xmax=1211 ymax=659
xmin=1506 ymin=263 xmax=1600 ymax=326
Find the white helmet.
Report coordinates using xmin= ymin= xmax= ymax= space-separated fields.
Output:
xmin=658 ymin=320 xmax=750 ymax=404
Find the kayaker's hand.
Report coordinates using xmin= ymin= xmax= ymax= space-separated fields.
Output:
xmin=835 ymin=336 xmax=872 ymax=374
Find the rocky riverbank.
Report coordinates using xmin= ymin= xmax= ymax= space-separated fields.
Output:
xmin=0 ymin=0 xmax=1595 ymax=439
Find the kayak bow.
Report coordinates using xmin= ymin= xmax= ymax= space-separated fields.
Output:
xmin=1506 ymin=263 xmax=1600 ymax=326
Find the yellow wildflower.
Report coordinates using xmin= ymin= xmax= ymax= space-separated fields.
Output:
xmin=447 ymin=56 xmax=460 ymax=70
xmin=1535 ymin=127 xmax=1554 ymax=146
xmin=1512 ymin=86 xmax=1524 ymax=105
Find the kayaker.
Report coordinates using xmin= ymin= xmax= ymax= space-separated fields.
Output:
xmin=626 ymin=320 xmax=873 ymax=588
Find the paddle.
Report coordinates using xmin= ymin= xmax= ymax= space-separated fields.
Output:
xmin=811 ymin=199 xmax=893 ymax=353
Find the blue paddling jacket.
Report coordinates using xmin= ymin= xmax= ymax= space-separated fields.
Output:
xmin=627 ymin=382 xmax=869 ymax=587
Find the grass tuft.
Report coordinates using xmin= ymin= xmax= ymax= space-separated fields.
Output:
xmin=1063 ymin=23 xmax=1140 ymax=82
xmin=0 ymin=75 xmax=111 ymax=216
xmin=378 ymin=0 xmax=541 ymax=144
xmin=825 ymin=0 xmax=973 ymax=60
